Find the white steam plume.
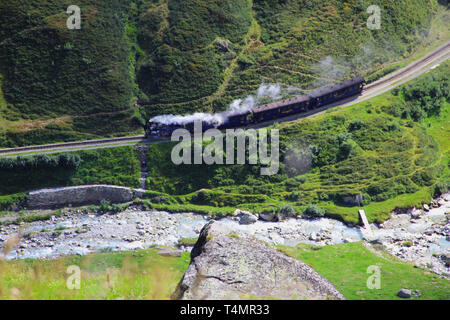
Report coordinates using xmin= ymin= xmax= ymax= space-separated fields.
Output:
xmin=150 ymin=82 xmax=283 ymax=126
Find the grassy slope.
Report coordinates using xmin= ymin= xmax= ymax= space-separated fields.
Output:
xmin=279 ymin=242 xmax=450 ymax=300
xmin=143 ymin=62 xmax=449 ymax=224
xmin=0 ymin=0 xmax=144 ymax=147
xmin=0 ymin=63 xmax=447 ymax=225
xmin=0 ymin=248 xmax=190 ymax=299
xmin=0 ymin=146 xmax=141 ymax=196
xmin=0 ymin=1 xmax=447 ymax=147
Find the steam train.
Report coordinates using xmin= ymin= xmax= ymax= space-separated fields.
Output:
xmin=147 ymin=77 xmax=365 ymax=137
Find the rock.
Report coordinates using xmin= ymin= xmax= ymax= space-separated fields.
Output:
xmin=215 ymin=39 xmax=230 ymax=52
xmin=413 ymin=290 xmax=421 ymax=298
xmin=309 ymin=232 xmax=318 ymax=241
xmin=397 ymin=288 xmax=411 ymax=298
xmin=157 ymin=247 xmax=183 ymax=258
xmin=366 ymin=234 xmax=382 ymax=245
xmin=422 ymin=204 xmax=430 ymax=211
xmin=258 ymin=211 xmax=277 ymax=222
xmin=235 ymin=210 xmax=258 ymax=225
xmin=151 ymin=196 xmax=166 ymax=203
xmin=410 ymin=209 xmax=422 ymax=219
xmin=173 ymin=221 xmax=345 ymax=300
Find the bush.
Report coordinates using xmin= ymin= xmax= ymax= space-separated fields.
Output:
xmin=278 ymin=205 xmax=297 ymax=218
xmin=303 ymin=204 xmax=326 ymax=218
xmin=98 ymin=200 xmax=127 ymax=214
xmin=288 ymin=191 xmax=301 ymax=201
xmin=348 ymin=119 xmax=364 ymax=131
xmin=433 ymin=183 xmax=449 ymax=197
xmin=0 ymin=193 xmax=27 ymax=211
xmin=0 ymin=154 xmax=81 ymax=171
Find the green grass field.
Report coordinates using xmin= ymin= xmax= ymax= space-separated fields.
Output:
xmin=1 ymin=241 xmax=447 ymax=300
xmin=279 ymin=242 xmax=450 ymax=300
xmin=0 ymin=248 xmax=190 ymax=300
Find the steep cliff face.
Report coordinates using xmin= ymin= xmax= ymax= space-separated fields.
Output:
xmin=173 ymin=221 xmax=345 ymax=300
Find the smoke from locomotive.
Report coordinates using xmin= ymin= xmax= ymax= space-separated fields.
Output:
xmin=149 ymin=83 xmax=282 ymax=127
xmin=147 ymin=77 xmax=365 ymax=137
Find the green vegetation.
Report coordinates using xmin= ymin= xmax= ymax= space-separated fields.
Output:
xmin=278 ymin=242 xmax=450 ymax=300
xmin=0 ymin=146 xmax=140 ymax=195
xmin=144 ymin=62 xmax=450 ymax=224
xmin=0 ymin=248 xmax=190 ymax=299
xmin=177 ymin=237 xmax=198 ymax=247
xmin=0 ymin=1 xmax=448 ymax=146
xmin=0 ymin=62 xmax=447 ymax=225
xmin=0 ymin=209 xmax=63 ymax=226
xmin=0 ymin=193 xmax=27 ymax=211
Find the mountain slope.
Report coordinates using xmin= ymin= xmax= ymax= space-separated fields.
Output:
xmin=0 ymin=0 xmax=448 ymax=147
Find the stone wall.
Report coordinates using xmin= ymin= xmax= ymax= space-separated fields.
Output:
xmin=27 ymin=185 xmax=144 ymax=209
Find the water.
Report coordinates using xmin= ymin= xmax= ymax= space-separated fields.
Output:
xmin=0 ymin=194 xmax=448 ymax=269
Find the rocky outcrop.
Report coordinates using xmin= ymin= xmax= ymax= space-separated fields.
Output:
xmin=233 ymin=209 xmax=258 ymax=225
xmin=27 ymin=185 xmax=145 ymax=209
xmin=173 ymin=221 xmax=345 ymax=300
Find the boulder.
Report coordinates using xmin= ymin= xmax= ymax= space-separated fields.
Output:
xmin=413 ymin=290 xmax=422 ymax=298
xmin=258 ymin=211 xmax=277 ymax=222
xmin=422 ymin=204 xmax=430 ymax=211
xmin=309 ymin=232 xmax=318 ymax=241
xmin=397 ymin=288 xmax=411 ymax=299
xmin=410 ymin=209 xmax=422 ymax=219
xmin=234 ymin=209 xmax=258 ymax=225
xmin=172 ymin=221 xmax=345 ymax=300
xmin=157 ymin=247 xmax=183 ymax=258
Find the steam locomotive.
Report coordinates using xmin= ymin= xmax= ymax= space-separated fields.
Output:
xmin=147 ymin=77 xmax=365 ymax=137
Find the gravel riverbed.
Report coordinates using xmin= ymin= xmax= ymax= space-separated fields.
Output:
xmin=0 ymin=194 xmax=448 ymax=276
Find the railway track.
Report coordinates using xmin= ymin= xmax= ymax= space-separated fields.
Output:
xmin=364 ymin=41 xmax=450 ymax=91
xmin=0 ymin=40 xmax=449 ymax=156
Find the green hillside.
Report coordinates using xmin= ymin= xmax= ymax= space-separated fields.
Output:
xmin=143 ymin=61 xmax=450 ymax=224
xmin=1 ymin=61 xmax=447 ymax=224
xmin=0 ymin=0 xmax=448 ymax=147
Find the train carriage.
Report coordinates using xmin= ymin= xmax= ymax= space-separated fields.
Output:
xmin=309 ymin=77 xmax=365 ymax=107
xmin=225 ymin=111 xmax=253 ymax=128
xmin=148 ymin=77 xmax=365 ymax=137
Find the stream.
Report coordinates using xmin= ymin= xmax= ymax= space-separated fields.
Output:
xmin=0 ymin=193 xmax=448 ymax=276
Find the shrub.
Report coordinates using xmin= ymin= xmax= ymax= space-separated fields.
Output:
xmin=348 ymin=119 xmax=364 ymax=131
xmin=433 ymin=183 xmax=449 ymax=197
xmin=288 ymin=191 xmax=301 ymax=201
xmin=303 ymin=204 xmax=326 ymax=217
xmin=0 ymin=193 xmax=27 ymax=211
xmin=278 ymin=205 xmax=297 ymax=218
